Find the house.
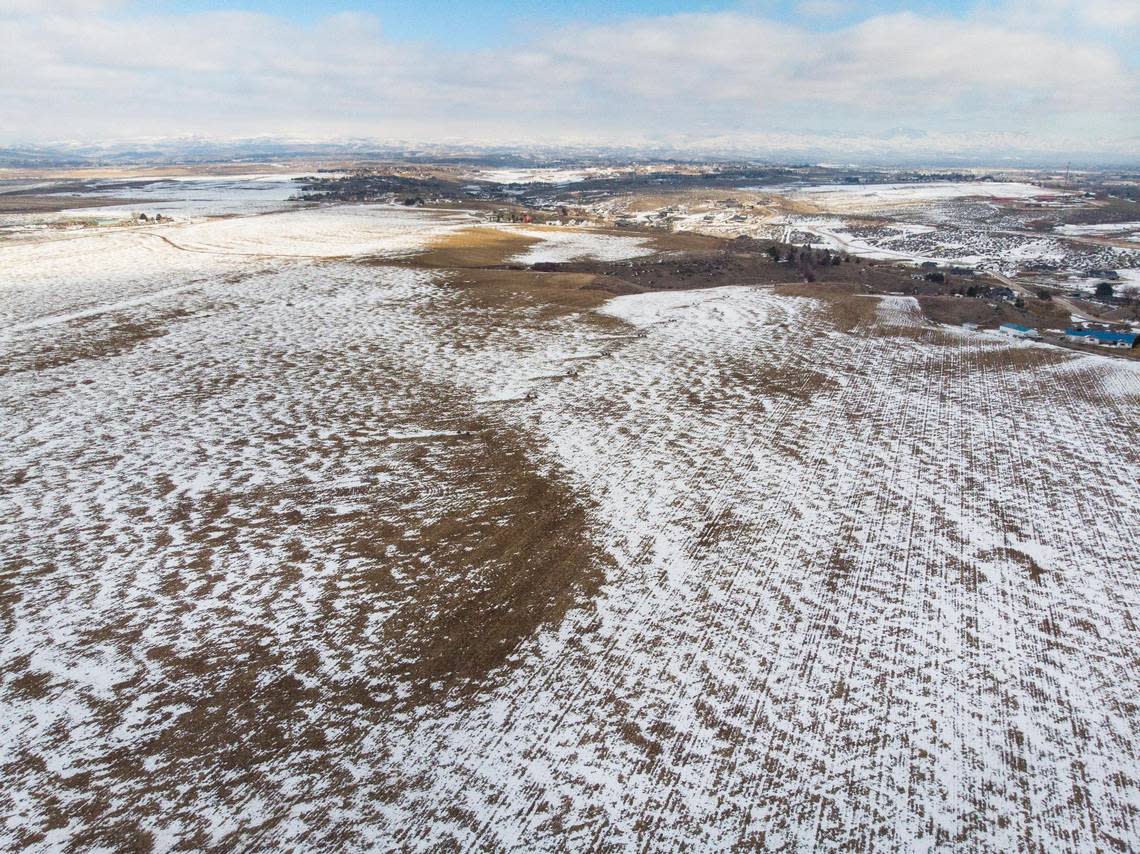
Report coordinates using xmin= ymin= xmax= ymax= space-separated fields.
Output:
xmin=1064 ymin=328 xmax=1139 ymax=348
xmin=1000 ymin=322 xmax=1040 ymax=339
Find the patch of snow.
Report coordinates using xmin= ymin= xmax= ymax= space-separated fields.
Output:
xmin=1056 ymin=221 xmax=1140 ymax=237
xmin=763 ymin=181 xmax=1067 ymax=213
xmin=470 ymin=168 xmax=593 ymax=185
xmin=507 ymin=228 xmax=654 ymax=264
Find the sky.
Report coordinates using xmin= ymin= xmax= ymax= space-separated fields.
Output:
xmin=2 ymin=0 xmax=1139 ymax=162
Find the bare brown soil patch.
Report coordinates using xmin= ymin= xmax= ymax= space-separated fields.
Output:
xmin=372 ymin=426 xmax=610 ymax=692
xmin=535 ymin=247 xmax=801 ymax=294
xmin=645 ymin=230 xmax=731 ymax=252
xmin=447 ymin=267 xmax=610 ymax=313
xmin=411 ymin=226 xmax=545 ymax=268
xmin=0 ymin=195 xmax=139 ymax=214
xmin=388 ymin=224 xmax=719 ymax=312
xmin=775 ymin=284 xmax=877 ymax=333
xmin=919 ymin=294 xmax=1072 ymax=331
xmin=411 ymin=223 xmax=685 ymax=271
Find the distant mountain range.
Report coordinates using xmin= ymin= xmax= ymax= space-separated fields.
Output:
xmin=2 ymin=137 xmax=1138 ymax=171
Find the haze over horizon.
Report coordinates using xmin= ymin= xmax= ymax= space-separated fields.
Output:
xmin=3 ymin=0 xmax=1139 ymax=162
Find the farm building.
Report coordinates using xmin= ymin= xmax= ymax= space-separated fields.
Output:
xmin=1064 ymin=328 xmax=1139 ymax=348
xmin=999 ymin=322 xmax=1040 ymax=339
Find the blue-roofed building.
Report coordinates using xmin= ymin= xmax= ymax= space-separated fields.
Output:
xmin=999 ymin=322 xmax=1040 ymax=339
xmin=1064 ymin=328 xmax=1139 ymax=349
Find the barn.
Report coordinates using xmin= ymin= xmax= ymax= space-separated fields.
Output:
xmin=999 ymin=322 xmax=1040 ymax=339
xmin=1064 ymin=328 xmax=1139 ymax=348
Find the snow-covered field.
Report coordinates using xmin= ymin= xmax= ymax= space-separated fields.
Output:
xmin=469 ymin=168 xmax=597 ymax=185
xmin=2 ymin=202 xmax=1139 ymax=850
xmin=506 ymin=227 xmax=655 ymax=264
xmin=0 ymin=173 xmax=315 ymax=235
xmin=1056 ymin=221 xmax=1140 ymax=238
xmin=0 ymin=206 xmax=478 ymax=330
xmin=763 ymin=181 xmax=1067 ymax=214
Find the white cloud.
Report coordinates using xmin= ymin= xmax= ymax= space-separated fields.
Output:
xmin=990 ymin=0 xmax=1140 ymax=32
xmin=0 ymin=0 xmax=121 ymax=14
xmin=1041 ymin=0 xmax=1140 ymax=28
xmin=0 ymin=2 xmax=1136 ymax=160
xmin=794 ymin=0 xmax=852 ymax=19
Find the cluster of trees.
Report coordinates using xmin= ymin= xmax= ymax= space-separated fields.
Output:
xmin=298 ymin=174 xmax=461 ymax=204
xmin=960 ymin=284 xmax=1013 ymax=299
xmin=765 ymin=244 xmax=857 ymax=281
xmin=1090 ymin=281 xmax=1140 ymax=306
